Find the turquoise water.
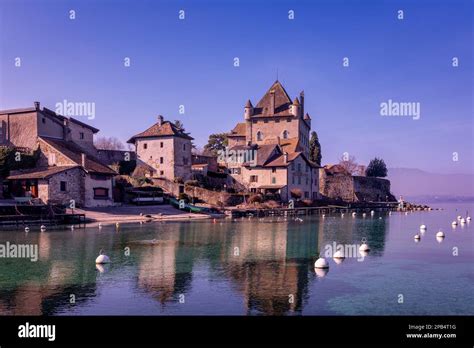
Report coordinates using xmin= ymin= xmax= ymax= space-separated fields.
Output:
xmin=0 ymin=203 xmax=472 ymax=315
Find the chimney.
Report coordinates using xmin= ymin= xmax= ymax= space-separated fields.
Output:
xmin=34 ymin=101 xmax=40 ymax=110
xmin=283 ymin=152 xmax=288 ymax=164
xmin=299 ymin=91 xmax=304 ymax=117
xmin=63 ymin=119 xmax=72 ymax=141
xmin=81 ymin=153 xmax=87 ymax=168
xmin=269 ymin=90 xmax=275 ymax=115
xmin=157 ymin=115 xmax=164 ymax=126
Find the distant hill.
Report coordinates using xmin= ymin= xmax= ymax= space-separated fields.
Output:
xmin=387 ymin=168 xmax=474 ymax=202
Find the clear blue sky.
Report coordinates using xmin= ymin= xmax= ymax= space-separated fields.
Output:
xmin=1 ymin=0 xmax=472 ymax=174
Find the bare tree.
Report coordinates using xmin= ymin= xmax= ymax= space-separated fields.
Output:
xmin=94 ymin=136 xmax=125 ymax=150
xmin=338 ymin=154 xmax=359 ymax=175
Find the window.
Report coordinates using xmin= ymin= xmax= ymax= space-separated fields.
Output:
xmin=60 ymin=181 xmax=67 ymax=192
xmin=275 ymin=119 xmax=280 ymax=123
xmin=298 ymin=176 xmax=301 ymax=185
xmin=264 ymin=119 xmax=268 ymax=123
xmin=282 ymin=130 xmax=288 ymax=139
xmin=231 ymin=168 xmax=241 ymax=174
xmin=292 ymin=176 xmax=295 ymax=184
xmin=306 ymin=165 xmax=309 ymax=172
xmin=287 ymin=118 xmax=291 ymax=122
xmin=0 ymin=123 xmax=3 ymax=141
xmin=250 ymin=175 xmax=258 ymax=183
xmin=79 ymin=132 xmax=84 ymax=140
xmin=305 ymin=191 xmax=309 ymax=198
xmin=252 ymin=120 xmax=257 ymax=124
xmin=306 ymin=177 xmax=309 ymax=185
xmin=272 ymin=167 xmax=276 ymax=173
xmin=160 ymin=157 xmax=164 ymax=164
xmin=160 ymin=171 xmax=164 ymax=175
xmin=298 ymin=163 xmax=301 ymax=172
xmin=272 ymin=177 xmax=276 ymax=184
xmin=160 ymin=142 xmax=163 ymax=148
xmin=42 ymin=118 xmax=46 ymax=124
xmin=256 ymin=131 xmax=263 ymax=141
xmin=183 ymin=144 xmax=186 ymax=151
xmin=291 ymin=162 xmax=295 ymax=171
xmin=183 ymin=157 xmax=188 ymax=165
xmin=144 ymin=143 xmax=148 ymax=149
xmin=149 ymin=156 xmax=153 ymax=159
xmin=93 ymin=187 xmax=109 ymax=199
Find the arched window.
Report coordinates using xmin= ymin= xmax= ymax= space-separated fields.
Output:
xmin=256 ymin=131 xmax=263 ymax=141
xmin=282 ymin=130 xmax=289 ymax=139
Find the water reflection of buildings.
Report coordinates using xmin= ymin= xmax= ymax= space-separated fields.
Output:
xmin=0 ymin=215 xmax=390 ymax=315
xmin=223 ymin=220 xmax=318 ymax=315
xmin=0 ymin=231 xmax=106 ymax=315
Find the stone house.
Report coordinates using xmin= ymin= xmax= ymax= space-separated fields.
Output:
xmin=226 ymin=81 xmax=319 ymax=201
xmin=1 ymin=102 xmax=117 ymax=207
xmin=127 ymin=115 xmax=193 ymax=182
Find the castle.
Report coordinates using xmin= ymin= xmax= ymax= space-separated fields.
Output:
xmin=225 ymin=81 xmax=319 ymax=202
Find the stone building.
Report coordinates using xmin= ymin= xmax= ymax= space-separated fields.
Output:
xmin=1 ymin=102 xmax=117 ymax=207
xmin=127 ymin=115 xmax=193 ymax=182
xmin=226 ymin=81 xmax=319 ymax=201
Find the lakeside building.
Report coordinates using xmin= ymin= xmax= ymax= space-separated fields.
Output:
xmin=0 ymin=102 xmax=117 ymax=207
xmin=127 ymin=115 xmax=194 ymax=182
xmin=226 ymin=81 xmax=319 ymax=202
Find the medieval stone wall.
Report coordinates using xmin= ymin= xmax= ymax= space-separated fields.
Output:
xmin=322 ymin=174 xmax=395 ymax=202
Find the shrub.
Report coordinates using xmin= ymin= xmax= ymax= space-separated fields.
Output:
xmin=265 ymin=200 xmax=280 ymax=208
xmin=248 ymin=194 xmax=263 ymax=204
xmin=185 ymin=180 xmax=199 ymax=187
xmin=178 ymin=193 xmax=190 ymax=202
xmin=290 ymin=188 xmax=303 ymax=200
xmin=302 ymin=199 xmax=313 ymax=207
xmin=174 ymin=177 xmax=184 ymax=184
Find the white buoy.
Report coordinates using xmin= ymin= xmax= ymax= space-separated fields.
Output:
xmin=370 ymin=210 xmax=375 ymax=216
xmin=322 ymin=214 xmax=325 ymax=218
xmin=25 ymin=227 xmax=30 ymax=233
xmin=362 ymin=213 xmax=367 ymax=217
xmin=70 ymin=225 xmax=74 ymax=231
xmin=352 ymin=212 xmax=356 ymax=217
xmin=420 ymin=224 xmax=427 ymax=231
xmin=314 ymin=268 xmax=329 ymax=277
xmin=405 ymin=212 xmax=408 ymax=215
xmin=457 ymin=215 xmax=462 ymax=220
xmin=389 ymin=211 xmax=392 ymax=216
xmin=341 ymin=213 xmax=344 ymax=218
xmin=40 ymin=225 xmax=46 ymax=232
xmin=314 ymin=258 xmax=329 ymax=269
xmin=95 ymin=249 xmax=110 ymax=264
xmin=436 ymin=236 xmax=444 ymax=243
xmin=333 ymin=250 xmax=345 ymax=259
xmin=436 ymin=230 xmax=445 ymax=238
xmin=460 ymin=218 xmax=466 ymax=224
xmin=414 ymin=234 xmax=421 ymax=240
xmin=98 ymin=223 xmax=102 ymax=229
xmin=359 ymin=243 xmax=370 ymax=252
xmin=467 ymin=216 xmax=472 ymax=221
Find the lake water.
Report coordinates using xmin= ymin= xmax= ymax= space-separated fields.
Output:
xmin=0 ymin=203 xmax=472 ymax=315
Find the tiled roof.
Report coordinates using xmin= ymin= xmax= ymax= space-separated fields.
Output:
xmin=7 ymin=166 xmax=82 ymax=180
xmin=228 ymin=122 xmax=246 ymax=137
xmin=97 ymin=149 xmax=137 ymax=166
xmin=39 ymin=137 xmax=117 ymax=175
xmin=42 ymin=108 xmax=99 ymax=133
xmin=127 ymin=121 xmax=193 ymax=143
xmin=253 ymin=81 xmax=293 ymax=117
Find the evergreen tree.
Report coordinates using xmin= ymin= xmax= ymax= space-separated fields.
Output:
xmin=366 ymin=157 xmax=388 ymax=177
xmin=309 ymin=131 xmax=322 ymax=166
